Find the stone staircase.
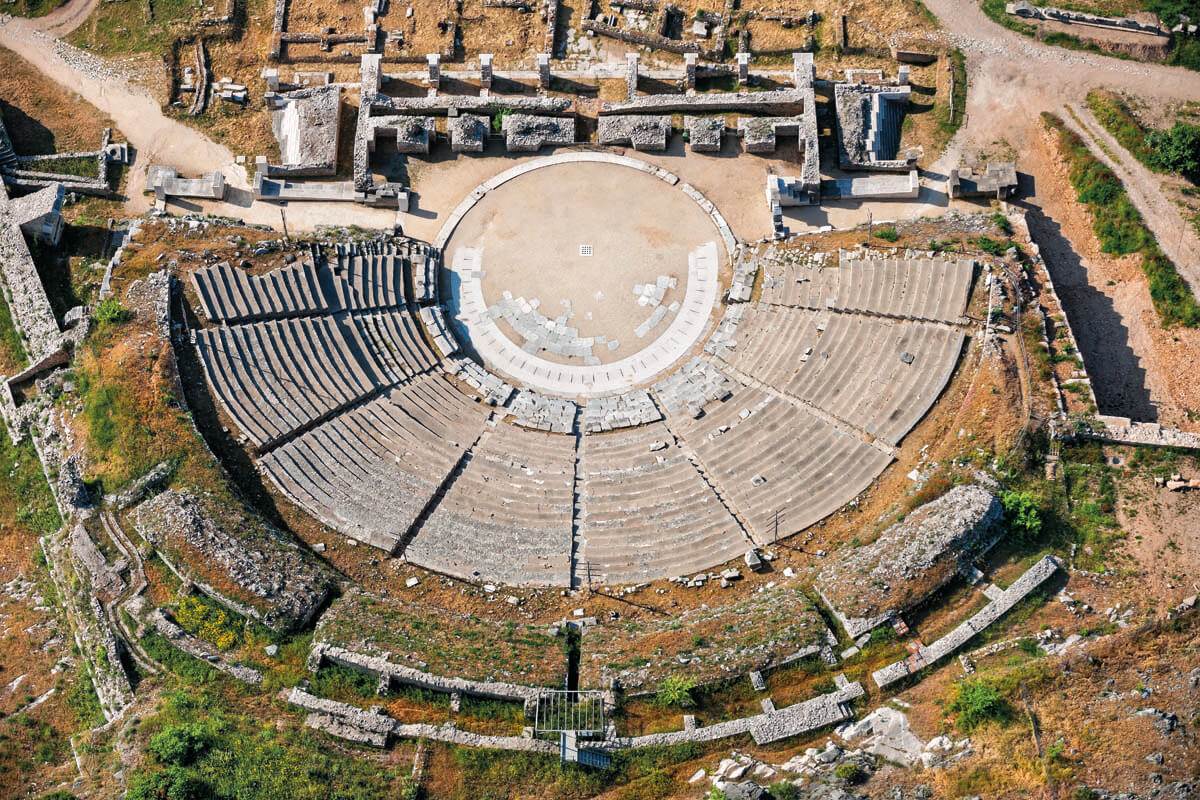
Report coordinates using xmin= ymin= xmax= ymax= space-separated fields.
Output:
xmin=0 ymin=124 xmax=18 ymax=172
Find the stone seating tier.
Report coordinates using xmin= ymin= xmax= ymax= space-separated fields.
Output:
xmin=350 ymin=309 xmax=439 ymax=384
xmin=577 ymin=421 xmax=749 ymax=585
xmin=192 ymin=260 xmax=332 ymax=323
xmin=670 ymin=386 xmax=893 ymax=542
xmin=260 ymin=376 xmax=492 ymax=552
xmin=760 ymin=263 xmax=841 ymax=309
xmin=780 ymin=314 xmax=965 ymax=445
xmin=194 ymin=316 xmax=383 ymax=449
xmin=836 ymin=257 xmax=973 ymax=322
xmin=403 ymin=419 xmax=576 ymax=586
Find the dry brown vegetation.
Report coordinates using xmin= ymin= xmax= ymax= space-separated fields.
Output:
xmin=0 ymin=44 xmax=119 ymax=154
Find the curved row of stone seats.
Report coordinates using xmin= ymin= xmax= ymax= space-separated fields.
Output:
xmin=350 ymin=309 xmax=440 ymax=385
xmin=403 ymin=419 xmax=575 ymax=586
xmin=330 ymin=250 xmax=406 ymax=311
xmin=194 ymin=316 xmax=382 ymax=449
xmin=260 ymin=375 xmax=492 ymax=552
xmin=670 ymin=385 xmax=893 ymax=542
xmin=716 ymin=304 xmax=825 ymax=393
xmin=760 ymin=263 xmax=841 ymax=309
xmin=784 ymin=314 xmax=964 ymax=445
xmin=577 ymin=421 xmax=748 ymax=585
xmin=419 ymin=305 xmax=459 ymax=358
xmin=855 ymin=323 xmax=964 ymax=446
xmin=836 ymin=258 xmax=973 ymax=322
xmin=191 ymin=260 xmax=333 ymax=323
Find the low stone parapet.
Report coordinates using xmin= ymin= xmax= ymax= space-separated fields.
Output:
xmin=872 ymin=555 xmax=1063 ymax=688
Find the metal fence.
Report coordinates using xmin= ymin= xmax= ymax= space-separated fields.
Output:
xmin=534 ymin=690 xmax=606 ymax=736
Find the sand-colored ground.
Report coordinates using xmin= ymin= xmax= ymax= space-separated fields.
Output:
xmin=446 ymin=160 xmax=715 ymax=363
xmin=1021 ymin=127 xmax=1200 ymax=429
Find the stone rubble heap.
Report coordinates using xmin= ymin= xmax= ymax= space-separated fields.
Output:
xmin=582 ymin=390 xmax=661 ymax=432
xmin=134 ymin=490 xmax=332 ymax=632
xmin=508 ymin=389 xmax=576 ymax=433
xmin=652 ymin=356 xmax=735 ymax=416
xmin=816 ymin=485 xmax=1005 ymax=637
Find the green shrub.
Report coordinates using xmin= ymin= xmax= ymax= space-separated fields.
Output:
xmin=974 ymin=236 xmax=1007 ymax=256
xmin=869 ymin=626 xmax=896 ymax=646
xmin=834 ymin=763 xmax=862 ymax=782
xmin=874 ymin=226 xmax=899 ymax=242
xmin=93 ymin=296 xmax=130 ymax=325
xmin=1071 ymin=787 xmax=1098 ymax=800
xmin=1000 ymin=490 xmax=1043 ymax=542
xmin=947 ymin=679 xmax=1009 ymax=732
xmin=991 ymin=212 xmax=1013 ymax=235
xmin=125 ymin=766 xmax=206 ymax=800
xmin=654 ymin=674 xmax=697 ymax=707
xmin=769 ymin=781 xmax=800 ymax=800
xmin=149 ymin=724 xmax=212 ymax=767
xmin=1145 ymin=123 xmax=1200 ymax=181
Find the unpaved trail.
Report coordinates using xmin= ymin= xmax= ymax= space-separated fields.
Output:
xmin=28 ymin=0 xmax=101 ymax=38
xmin=0 ymin=18 xmax=246 ymax=187
xmin=1065 ymin=104 xmax=1200 ymax=294
xmin=0 ymin=17 xmax=402 ymax=230
xmin=923 ymin=0 xmax=1200 ymax=167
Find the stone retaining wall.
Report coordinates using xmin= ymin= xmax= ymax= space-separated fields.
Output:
xmin=1078 ymin=417 xmax=1200 ymax=450
xmin=150 ymin=609 xmax=264 ymax=684
xmin=872 ymin=555 xmax=1062 ymax=687
xmin=289 ymin=688 xmax=558 ymax=751
xmin=308 ymin=643 xmax=546 ymax=715
xmin=0 ymin=182 xmax=63 ymax=369
xmin=289 ymin=680 xmax=865 ymax=750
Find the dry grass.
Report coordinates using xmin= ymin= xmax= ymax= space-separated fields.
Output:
xmin=0 ymin=45 xmax=120 ymax=155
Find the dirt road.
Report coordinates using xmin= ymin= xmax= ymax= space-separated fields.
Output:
xmin=923 ymin=0 xmax=1200 ymax=163
xmin=27 ymin=0 xmax=101 ymax=37
xmin=0 ymin=19 xmax=245 ymax=186
xmin=1065 ymin=104 xmax=1200 ymax=293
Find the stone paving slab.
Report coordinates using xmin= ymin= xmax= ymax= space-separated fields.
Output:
xmin=446 ymin=240 xmax=721 ymax=398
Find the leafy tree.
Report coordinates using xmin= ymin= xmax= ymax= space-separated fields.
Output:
xmin=1000 ymin=490 xmax=1042 ymax=542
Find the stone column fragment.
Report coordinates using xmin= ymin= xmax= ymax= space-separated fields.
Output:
xmin=480 ymin=53 xmax=493 ymax=96
xmin=426 ymin=53 xmax=440 ymax=92
xmin=737 ymin=52 xmax=750 ymax=86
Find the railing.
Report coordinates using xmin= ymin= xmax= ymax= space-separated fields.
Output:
xmin=534 ymin=690 xmax=606 ymax=735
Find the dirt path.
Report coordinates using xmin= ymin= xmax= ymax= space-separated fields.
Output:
xmin=0 ymin=19 xmax=244 ymax=184
xmin=1064 ymin=104 xmax=1200 ymax=295
xmin=27 ymin=0 xmax=101 ymax=38
xmin=1017 ymin=130 xmax=1200 ymax=427
xmin=923 ymin=0 xmax=1200 ymax=169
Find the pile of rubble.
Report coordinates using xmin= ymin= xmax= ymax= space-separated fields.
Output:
xmin=816 ymin=485 xmax=1004 ymax=637
xmin=133 ymin=490 xmax=332 ymax=632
